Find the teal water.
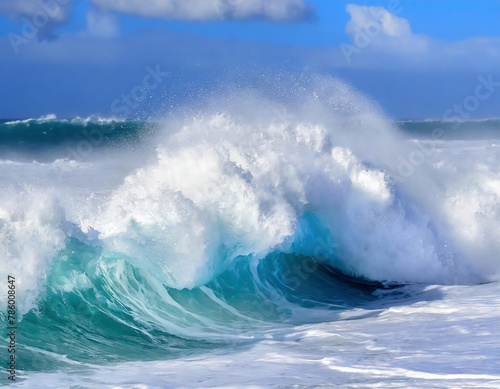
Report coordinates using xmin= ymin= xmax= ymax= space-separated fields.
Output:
xmin=3 ymin=225 xmax=386 ymax=374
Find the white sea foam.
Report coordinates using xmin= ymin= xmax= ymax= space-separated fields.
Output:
xmin=0 ymin=187 xmax=66 ymax=315
xmin=3 ymin=113 xmax=126 ymax=125
xmin=4 ymin=114 xmax=57 ymax=125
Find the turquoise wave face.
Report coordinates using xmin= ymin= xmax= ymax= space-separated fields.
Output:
xmin=6 ymin=233 xmax=385 ymax=374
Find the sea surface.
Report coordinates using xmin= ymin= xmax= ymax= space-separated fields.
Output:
xmin=1 ymin=79 xmax=499 ymax=388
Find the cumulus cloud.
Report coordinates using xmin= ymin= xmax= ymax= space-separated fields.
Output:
xmin=87 ymin=9 xmax=120 ymax=39
xmin=90 ymin=0 xmax=316 ymax=22
xmin=0 ymin=0 xmax=73 ymax=40
xmin=346 ymin=4 xmax=411 ymax=38
xmin=341 ymin=4 xmax=436 ymax=66
xmin=339 ymin=4 xmax=500 ymax=75
xmin=0 ymin=0 xmax=315 ymax=45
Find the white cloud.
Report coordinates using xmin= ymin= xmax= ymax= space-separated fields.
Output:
xmin=87 ymin=9 xmax=120 ymax=39
xmin=0 ymin=0 xmax=314 ymax=44
xmin=339 ymin=4 xmax=500 ymax=73
xmin=90 ymin=0 xmax=315 ymax=22
xmin=0 ymin=0 xmax=73 ymax=40
xmin=346 ymin=4 xmax=411 ymax=37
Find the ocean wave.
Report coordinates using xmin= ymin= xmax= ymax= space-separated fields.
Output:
xmin=0 ymin=76 xmax=499 ymax=373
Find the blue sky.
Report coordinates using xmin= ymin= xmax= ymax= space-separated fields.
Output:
xmin=0 ymin=0 xmax=499 ymax=119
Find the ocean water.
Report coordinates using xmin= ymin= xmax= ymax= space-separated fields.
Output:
xmin=1 ymin=79 xmax=499 ymax=388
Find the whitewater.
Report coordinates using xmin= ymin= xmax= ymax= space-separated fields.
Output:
xmin=0 ymin=77 xmax=499 ymax=388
